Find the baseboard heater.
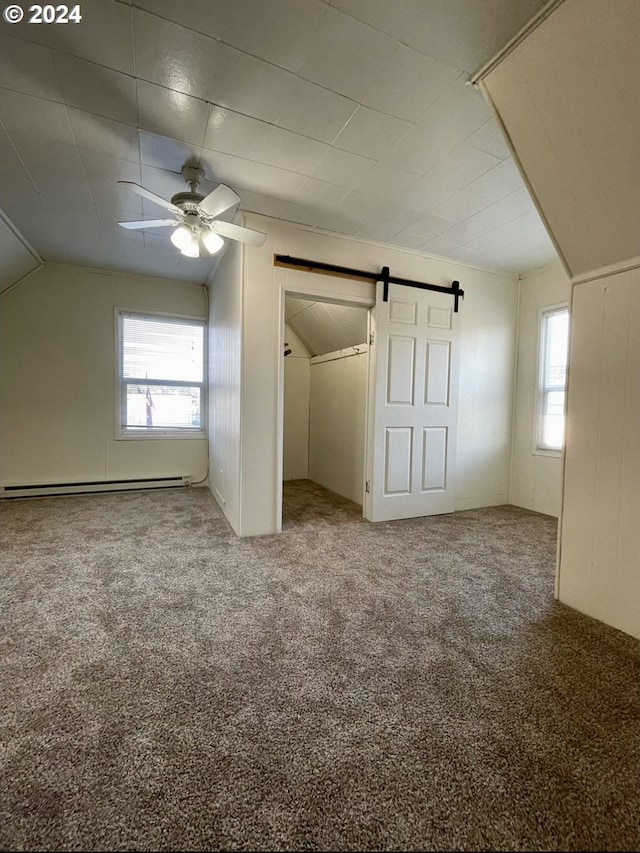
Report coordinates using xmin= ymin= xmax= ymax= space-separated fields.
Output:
xmin=1 ymin=476 xmax=191 ymax=499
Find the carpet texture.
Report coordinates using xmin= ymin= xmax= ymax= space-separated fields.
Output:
xmin=1 ymin=481 xmax=638 ymax=851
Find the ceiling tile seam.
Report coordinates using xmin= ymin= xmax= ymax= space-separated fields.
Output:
xmin=28 ymin=40 xmax=138 ymax=87
xmin=0 ymin=83 xmax=64 ymax=114
xmin=288 ymin=0 xmax=330 ymax=78
xmin=204 ymin=103 xmax=277 ymax=163
xmin=375 ymin=76 xmax=480 ymax=171
xmin=357 ymin=57 xmax=466 ymax=128
xmin=460 ymin=209 xmax=544 ymax=253
xmin=438 ymin=198 xmax=537 ymax=248
xmin=132 ymin=3 xmax=367 ymax=116
xmin=44 ymin=34 xmax=99 ymax=217
xmin=388 ymin=214 xmax=459 ymax=243
xmin=128 ymin=2 xmax=232 ymax=47
xmin=280 ymin=100 xmax=359 ymax=148
xmin=429 ymin=166 xmax=520 ymax=221
xmin=130 ymin=0 xmax=143 ymax=186
xmin=204 ymin=25 xmax=224 ymax=117
xmin=206 ymin=41 xmax=375 ymax=131
xmin=0 ymin=118 xmax=42 ymax=198
xmin=316 ymin=2 xmax=460 ymax=74
xmin=415 ymin=71 xmax=471 ymax=124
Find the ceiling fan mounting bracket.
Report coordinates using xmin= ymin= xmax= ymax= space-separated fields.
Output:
xmin=181 ymin=165 xmax=205 ymax=194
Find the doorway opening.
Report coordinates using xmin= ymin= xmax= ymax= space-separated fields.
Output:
xmin=279 ymin=289 xmax=372 ymax=530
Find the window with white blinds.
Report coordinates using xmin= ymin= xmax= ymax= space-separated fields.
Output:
xmin=117 ymin=311 xmax=206 ymax=438
xmin=537 ymin=305 xmax=569 ymax=452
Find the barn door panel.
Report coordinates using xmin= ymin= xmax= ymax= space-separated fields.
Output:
xmin=364 ymin=281 xmax=459 ymax=522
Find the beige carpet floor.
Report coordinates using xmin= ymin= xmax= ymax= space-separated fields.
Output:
xmin=1 ymin=480 xmax=638 ymax=851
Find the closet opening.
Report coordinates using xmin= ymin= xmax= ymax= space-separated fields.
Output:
xmin=279 ymin=290 xmax=371 ymax=529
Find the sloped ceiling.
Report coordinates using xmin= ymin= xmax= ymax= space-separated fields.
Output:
xmin=480 ymin=0 xmax=640 ymax=277
xmin=0 ymin=0 xmax=559 ymax=284
xmin=0 ymin=209 xmax=43 ymax=294
xmin=285 ymin=296 xmax=368 ymax=356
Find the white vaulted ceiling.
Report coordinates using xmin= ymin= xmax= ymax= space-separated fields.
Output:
xmin=285 ymin=295 xmax=368 ymax=356
xmin=0 ymin=0 xmax=559 ymax=283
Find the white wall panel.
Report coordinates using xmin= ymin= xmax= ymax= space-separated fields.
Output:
xmin=558 ymin=266 xmax=640 ymax=638
xmin=207 ymin=240 xmax=243 ymax=531
xmin=283 ymin=324 xmax=310 ymax=481
xmin=0 ymin=262 xmax=207 ymax=488
xmin=510 ymin=262 xmax=570 ymax=516
xmin=308 ymin=349 xmax=367 ymax=505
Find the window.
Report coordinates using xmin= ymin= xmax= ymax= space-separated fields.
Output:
xmin=117 ymin=311 xmax=205 ymax=438
xmin=537 ymin=305 xmax=569 ymax=452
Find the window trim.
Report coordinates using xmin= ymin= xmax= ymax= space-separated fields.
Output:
xmin=115 ymin=308 xmax=207 ymax=441
xmin=534 ymin=302 xmax=569 ymax=456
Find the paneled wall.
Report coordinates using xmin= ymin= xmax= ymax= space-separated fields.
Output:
xmin=510 ymin=261 xmax=571 ymax=516
xmin=308 ymin=348 xmax=368 ymax=505
xmin=207 ymin=240 xmax=243 ymax=531
xmin=0 ymin=262 xmax=208 ymax=487
xmin=558 ymin=265 xmax=640 ymax=638
xmin=283 ymin=324 xmax=310 ymax=481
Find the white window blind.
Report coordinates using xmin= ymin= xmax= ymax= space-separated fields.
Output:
xmin=118 ymin=313 xmax=205 ymax=437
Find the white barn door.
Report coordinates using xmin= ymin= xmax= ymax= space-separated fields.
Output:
xmin=364 ymin=281 xmax=460 ymax=522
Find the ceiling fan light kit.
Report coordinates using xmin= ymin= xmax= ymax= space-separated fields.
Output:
xmin=170 ymin=222 xmax=195 ymax=252
xmin=118 ymin=165 xmax=267 ymax=258
xmin=201 ymin=230 xmax=224 ymax=255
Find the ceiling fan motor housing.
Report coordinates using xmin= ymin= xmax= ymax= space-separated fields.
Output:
xmin=170 ymin=192 xmax=205 ymax=212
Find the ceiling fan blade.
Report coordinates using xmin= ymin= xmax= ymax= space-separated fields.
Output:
xmin=118 ymin=218 xmax=179 ymax=230
xmin=210 ymin=219 xmax=267 ymax=247
xmin=117 ymin=181 xmax=181 ymax=214
xmin=198 ymin=183 xmax=241 ymax=218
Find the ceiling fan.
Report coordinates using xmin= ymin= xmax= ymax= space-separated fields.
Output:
xmin=118 ymin=165 xmax=267 ymax=257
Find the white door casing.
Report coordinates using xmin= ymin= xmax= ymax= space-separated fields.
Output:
xmin=364 ymin=281 xmax=460 ymax=522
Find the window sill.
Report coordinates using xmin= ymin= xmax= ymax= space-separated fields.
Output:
xmin=533 ymin=447 xmax=562 ymax=458
xmin=116 ymin=430 xmax=207 ymax=441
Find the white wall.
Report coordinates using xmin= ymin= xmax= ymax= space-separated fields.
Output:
xmin=510 ymin=261 xmax=571 ymax=516
xmin=558 ymin=264 xmax=640 ymax=639
xmin=309 ymin=348 xmax=368 ymax=505
xmin=207 ymin=240 xmax=243 ymax=532
xmin=283 ymin=324 xmax=310 ymax=481
xmin=240 ymin=214 xmax=518 ymax=536
xmin=454 ymin=264 xmax=518 ymax=512
xmin=0 ymin=262 xmax=208 ymax=486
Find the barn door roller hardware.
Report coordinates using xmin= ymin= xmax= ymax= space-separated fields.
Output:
xmin=273 ymin=255 xmax=464 ymax=312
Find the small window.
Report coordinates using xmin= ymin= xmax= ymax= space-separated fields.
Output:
xmin=537 ymin=305 xmax=569 ymax=452
xmin=117 ymin=311 xmax=206 ymax=438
